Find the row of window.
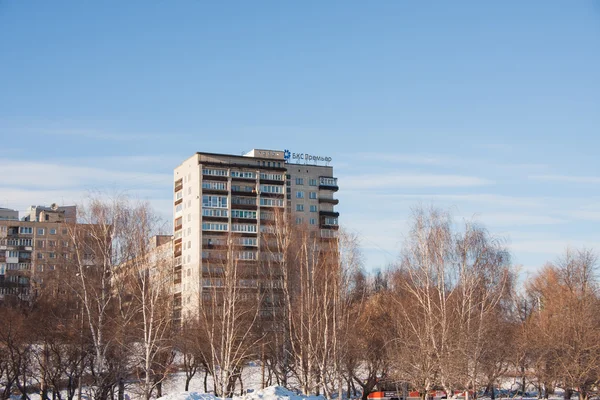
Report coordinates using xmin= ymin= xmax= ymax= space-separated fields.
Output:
xmin=202 ymin=181 xmax=227 ymax=190
xmin=295 ymin=191 xmax=318 ymax=199
xmin=17 ymin=227 xmax=62 ymax=235
xmin=203 ymin=195 xmax=228 ymax=208
xmin=1 ymin=238 xmax=33 ymax=246
xmin=231 ymin=210 xmax=257 ymax=219
xmin=232 ymin=224 xmax=257 ymax=233
xmin=260 ymin=184 xmax=283 ymax=194
xmin=260 ymin=173 xmax=284 ymax=181
xmin=295 ymin=217 xmax=318 ymax=225
xmin=295 ymin=204 xmax=319 ymax=212
xmin=292 ymin=178 xmax=318 ymax=186
xmin=202 ymin=209 xmax=228 ymax=218
xmin=260 ymin=198 xmax=284 ymax=207
xmin=6 ymin=251 xmax=30 ymax=258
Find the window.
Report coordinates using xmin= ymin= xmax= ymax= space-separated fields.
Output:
xmin=296 ymin=191 xmax=304 ymax=199
xmin=49 ymin=228 xmax=57 ymax=235
xmin=320 ymin=177 xmax=337 ymax=186
xmin=19 ymin=226 xmax=33 ymax=234
xmin=231 ymin=210 xmax=257 ymax=219
xmin=324 ymin=217 xmax=338 ymax=225
xmin=296 ymin=204 xmax=304 ymax=212
xmin=202 ymin=222 xmax=228 ymax=231
xmin=37 ymin=253 xmax=44 ymax=259
xmin=237 ymin=237 xmax=257 ymax=246
xmin=231 ymin=224 xmax=257 ymax=233
xmin=202 ymin=181 xmax=227 ymax=190
xmin=309 ymin=192 xmax=317 ymax=199
xmin=231 ymin=196 xmax=256 ymax=206
xmin=8 ymin=251 xmax=18 ymax=257
xmin=310 ymin=205 xmax=318 ymax=212
xmin=260 ymin=173 xmax=283 ymax=180
xmin=310 ymin=218 xmax=316 ymax=225
xmin=295 ymin=178 xmax=304 ymax=185
xmin=175 ymin=203 xmax=183 ymax=213
xmin=260 ymin=185 xmax=283 ymax=194
xmin=296 ymin=217 xmax=303 ymax=224
xmin=231 ymin=171 xmax=256 ymax=179
xmin=236 ymin=251 xmax=256 ymax=260
xmin=202 ymin=209 xmax=228 ymax=217
xmin=176 ymin=191 xmax=183 ymax=200
xmin=49 ymin=253 xmax=56 ymax=259
xmin=260 ymin=198 xmax=284 ymax=207
xmin=62 ymin=229 xmax=67 ymax=235
xmin=231 ymin=184 xmax=255 ymax=193
xmin=202 ymin=168 xmax=228 ymax=176
xmin=309 ymin=178 xmax=317 ymax=186
xmin=48 ymin=240 xmax=56 ymax=247
xmin=202 ymin=195 xmax=228 ymax=208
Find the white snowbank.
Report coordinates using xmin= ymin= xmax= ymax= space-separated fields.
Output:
xmin=157 ymin=386 xmax=323 ymax=400
xmin=157 ymin=392 xmax=220 ymax=400
xmin=235 ymin=386 xmax=324 ymax=400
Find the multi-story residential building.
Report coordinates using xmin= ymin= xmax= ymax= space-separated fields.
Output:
xmin=172 ymin=149 xmax=339 ymax=324
xmin=0 ymin=204 xmax=78 ymax=300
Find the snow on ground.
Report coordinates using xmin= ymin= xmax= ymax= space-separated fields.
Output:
xmin=156 ymin=391 xmax=219 ymax=400
xmin=234 ymin=386 xmax=324 ymax=400
xmin=156 ymin=386 xmax=323 ymax=400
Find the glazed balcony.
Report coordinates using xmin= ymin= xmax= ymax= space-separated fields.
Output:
xmin=319 ymin=177 xmax=339 ymax=192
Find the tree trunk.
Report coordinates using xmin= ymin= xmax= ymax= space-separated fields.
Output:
xmin=118 ymin=379 xmax=124 ymax=400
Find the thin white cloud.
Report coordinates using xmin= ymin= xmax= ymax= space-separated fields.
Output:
xmin=340 ymin=173 xmax=493 ymax=190
xmin=355 ymin=152 xmax=456 ymax=166
xmin=530 ymin=174 xmax=600 ymax=184
xmin=374 ymin=193 xmax=544 ymax=208
xmin=471 ymin=212 xmax=567 ymax=227
xmin=0 ymin=160 xmax=171 ymax=189
xmin=509 ymin=239 xmax=600 ymax=255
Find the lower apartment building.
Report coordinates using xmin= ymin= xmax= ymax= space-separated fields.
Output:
xmin=0 ymin=204 xmax=78 ymax=301
xmin=172 ymin=149 xmax=339 ymax=324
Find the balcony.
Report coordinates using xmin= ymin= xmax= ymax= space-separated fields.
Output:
xmin=319 ymin=176 xmax=338 ymax=192
xmin=318 ymin=197 xmax=339 ymax=205
xmin=319 ymin=210 xmax=339 ymax=218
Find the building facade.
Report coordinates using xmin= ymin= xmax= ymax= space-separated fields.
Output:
xmin=0 ymin=205 xmax=77 ymax=300
xmin=172 ymin=149 xmax=339 ymax=323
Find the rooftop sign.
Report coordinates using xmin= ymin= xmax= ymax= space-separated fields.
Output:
xmin=284 ymin=149 xmax=332 ymax=165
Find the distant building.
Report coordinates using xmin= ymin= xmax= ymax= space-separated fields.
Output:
xmin=172 ymin=149 xmax=339 ymax=324
xmin=0 ymin=208 xmax=18 ymax=221
xmin=0 ymin=204 xmax=79 ymax=301
xmin=22 ymin=204 xmax=77 ymax=223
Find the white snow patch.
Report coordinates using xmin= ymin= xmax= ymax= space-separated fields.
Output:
xmin=234 ymin=386 xmax=324 ymax=400
xmin=157 ymin=392 xmax=220 ymax=400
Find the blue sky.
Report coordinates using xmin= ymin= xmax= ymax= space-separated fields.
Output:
xmin=1 ymin=1 xmax=599 ymax=277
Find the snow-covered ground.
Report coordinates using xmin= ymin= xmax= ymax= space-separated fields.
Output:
xmin=157 ymin=386 xmax=324 ymax=400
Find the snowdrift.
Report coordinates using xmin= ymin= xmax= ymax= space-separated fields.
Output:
xmin=157 ymin=386 xmax=324 ymax=400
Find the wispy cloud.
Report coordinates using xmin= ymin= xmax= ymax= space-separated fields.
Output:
xmin=530 ymin=174 xmax=600 ymax=184
xmin=375 ymin=193 xmax=544 ymax=208
xmin=35 ymin=128 xmax=170 ymax=141
xmin=0 ymin=160 xmax=171 ymax=189
xmin=340 ymin=173 xmax=493 ymax=190
xmin=471 ymin=212 xmax=567 ymax=227
xmin=355 ymin=152 xmax=457 ymax=166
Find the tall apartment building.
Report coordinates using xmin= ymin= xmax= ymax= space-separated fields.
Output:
xmin=172 ymin=149 xmax=339 ymax=323
xmin=0 ymin=204 xmax=77 ymax=300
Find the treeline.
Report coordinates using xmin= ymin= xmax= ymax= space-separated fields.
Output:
xmin=1 ymin=201 xmax=599 ymax=400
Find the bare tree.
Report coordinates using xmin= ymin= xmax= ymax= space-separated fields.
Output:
xmin=391 ymin=206 xmax=513 ymax=399
xmin=525 ymin=249 xmax=600 ymax=400
xmin=197 ymin=233 xmax=263 ymax=397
